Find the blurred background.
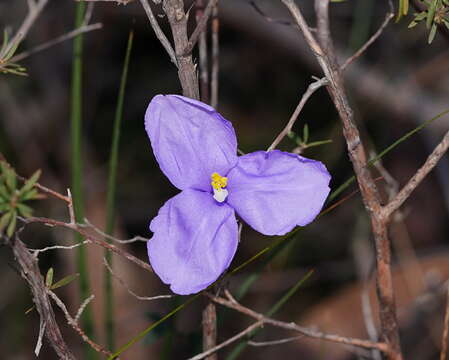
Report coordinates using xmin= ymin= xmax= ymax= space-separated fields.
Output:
xmin=1 ymin=0 xmax=449 ymax=359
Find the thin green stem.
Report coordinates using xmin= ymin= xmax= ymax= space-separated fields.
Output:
xmin=70 ymin=2 xmax=95 ymax=358
xmin=104 ymin=30 xmax=134 ymax=351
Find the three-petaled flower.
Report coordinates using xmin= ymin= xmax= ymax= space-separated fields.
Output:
xmin=145 ymin=95 xmax=331 ymax=295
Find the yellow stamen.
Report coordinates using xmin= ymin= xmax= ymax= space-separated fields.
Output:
xmin=211 ymin=172 xmax=228 ymax=190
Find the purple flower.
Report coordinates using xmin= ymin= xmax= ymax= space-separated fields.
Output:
xmin=145 ymin=95 xmax=331 ymax=295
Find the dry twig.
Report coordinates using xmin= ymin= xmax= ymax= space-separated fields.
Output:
xmin=440 ymin=284 xmax=449 ymax=360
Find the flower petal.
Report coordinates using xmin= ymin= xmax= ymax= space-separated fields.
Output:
xmin=145 ymin=95 xmax=238 ymax=191
xmin=227 ymin=150 xmax=331 ymax=235
xmin=148 ymin=189 xmax=238 ymax=295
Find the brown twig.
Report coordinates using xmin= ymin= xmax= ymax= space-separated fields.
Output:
xmin=210 ymin=3 xmax=219 ymax=108
xmin=189 ymin=320 xmax=263 ymax=360
xmin=139 ymin=0 xmax=178 ymax=66
xmin=441 ymin=284 xmax=449 ymax=360
xmin=163 ymin=0 xmax=200 ymax=99
xmin=10 ymin=234 xmax=76 ymax=359
xmin=280 ymin=0 xmax=403 ymax=358
xmin=248 ymin=335 xmax=304 ymax=347
xmin=184 ymin=0 xmax=218 ymax=56
xmin=383 ymin=129 xmax=449 ymax=219
xmin=208 ymin=292 xmax=391 ymax=354
xmin=267 ymin=76 xmax=328 ymax=151
xmin=0 ymin=0 xmax=49 ymax=59
xmin=103 ymin=257 xmax=172 ymax=301
xmin=196 ymin=0 xmax=210 ymax=103
xmin=341 ymin=7 xmax=394 ymax=71
xmin=202 ymin=302 xmax=218 ymax=360
xmin=10 ymin=23 xmax=103 ymax=63
xmin=48 ymin=290 xmax=112 ymax=356
xmin=22 ymin=216 xmax=153 ymax=273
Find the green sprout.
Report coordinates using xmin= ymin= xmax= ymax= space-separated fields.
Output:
xmin=287 ymin=124 xmax=332 ymax=153
xmin=0 ymin=162 xmax=42 ymax=237
xmin=407 ymin=0 xmax=449 ymax=43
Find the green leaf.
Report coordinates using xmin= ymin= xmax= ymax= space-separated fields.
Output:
xmin=427 ymin=0 xmax=439 ymax=28
xmin=1 ymin=29 xmax=9 ymax=55
xmin=6 ymin=210 xmax=17 ymax=237
xmin=50 ymin=273 xmax=80 ymax=290
xmin=428 ymin=22 xmax=438 ymax=43
xmin=46 ymin=268 xmax=54 ymax=288
xmin=24 ymin=305 xmax=35 ymax=315
xmin=305 ymin=139 xmax=333 ymax=148
xmin=0 ymin=185 xmax=9 ymax=199
xmin=5 ymin=168 xmax=16 ymax=192
xmin=303 ymin=124 xmax=309 ymax=144
xmin=408 ymin=20 xmax=419 ymax=28
xmin=0 ymin=203 xmax=10 ymax=212
xmin=20 ymin=188 xmax=41 ymax=201
xmin=17 ymin=203 xmax=33 ymax=218
xmin=0 ymin=211 xmax=11 ymax=232
xmin=18 ymin=169 xmax=41 ymax=197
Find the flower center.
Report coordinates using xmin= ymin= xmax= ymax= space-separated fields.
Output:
xmin=211 ymin=172 xmax=228 ymax=203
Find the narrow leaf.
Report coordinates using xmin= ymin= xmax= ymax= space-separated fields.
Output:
xmin=18 ymin=169 xmax=41 ymax=197
xmin=51 ymin=273 xmax=80 ymax=290
xmin=6 ymin=210 xmax=17 ymax=237
xmin=46 ymin=268 xmax=54 ymax=288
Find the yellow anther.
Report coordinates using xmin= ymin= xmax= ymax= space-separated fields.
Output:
xmin=211 ymin=172 xmax=228 ymax=190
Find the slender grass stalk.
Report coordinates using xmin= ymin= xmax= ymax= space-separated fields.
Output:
xmin=109 ymin=109 xmax=449 ymax=359
xmin=104 ymin=30 xmax=134 ymax=351
xmin=226 ymin=270 xmax=314 ymax=360
xmin=70 ymin=2 xmax=95 ymax=358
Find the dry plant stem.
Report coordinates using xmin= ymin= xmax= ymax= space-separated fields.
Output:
xmin=10 ymin=23 xmax=103 ymax=63
xmin=208 ymin=293 xmax=391 ymax=355
xmin=0 ymin=0 xmax=49 ymax=59
xmin=280 ymin=0 xmax=402 ymax=358
xmin=202 ymin=302 xmax=218 ymax=360
xmin=441 ymin=284 xmax=449 ymax=360
xmin=210 ymin=4 xmax=219 ymax=108
xmin=23 ymin=216 xmax=153 ymax=273
xmin=189 ymin=321 xmax=263 ymax=360
xmin=184 ymin=0 xmax=218 ymax=56
xmin=383 ymin=129 xmax=449 ymax=219
xmin=340 ymin=9 xmax=394 ymax=71
xmin=139 ymin=0 xmax=178 ymax=66
xmin=196 ymin=0 xmax=210 ymax=103
xmin=103 ymin=257 xmax=172 ymax=301
xmin=248 ymin=335 xmax=304 ymax=347
xmin=10 ymin=235 xmax=76 ymax=360
xmin=163 ymin=0 xmax=200 ymax=99
xmin=48 ymin=290 xmax=112 ymax=356
xmin=268 ymin=76 xmax=328 ymax=151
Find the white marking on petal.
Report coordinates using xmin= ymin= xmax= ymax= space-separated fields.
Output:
xmin=213 ymin=188 xmax=228 ymax=203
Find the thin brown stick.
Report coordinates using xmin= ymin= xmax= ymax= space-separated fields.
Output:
xmin=10 ymin=235 xmax=76 ymax=359
xmin=208 ymin=293 xmax=391 ymax=355
xmin=189 ymin=321 xmax=264 ymax=360
xmin=202 ymin=302 xmax=218 ymax=360
xmin=383 ymin=129 xmax=449 ymax=219
xmin=267 ymin=76 xmax=328 ymax=151
xmin=210 ymin=4 xmax=219 ymax=108
xmin=0 ymin=0 xmax=49 ymax=59
xmin=22 ymin=216 xmax=153 ymax=273
xmin=103 ymin=257 xmax=172 ymax=301
xmin=10 ymin=23 xmax=103 ymax=63
xmin=139 ymin=0 xmax=178 ymax=66
xmin=196 ymin=0 xmax=210 ymax=103
xmin=163 ymin=0 xmax=200 ymax=99
xmin=48 ymin=290 xmax=112 ymax=356
xmin=341 ymin=9 xmax=394 ymax=71
xmin=248 ymin=335 xmax=304 ymax=347
xmin=280 ymin=0 xmax=402 ymax=358
xmin=184 ymin=0 xmax=218 ymax=56
xmin=440 ymin=284 xmax=449 ymax=360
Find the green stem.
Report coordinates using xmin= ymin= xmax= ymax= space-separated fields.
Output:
xmin=70 ymin=2 xmax=95 ymax=358
xmin=104 ymin=30 xmax=134 ymax=351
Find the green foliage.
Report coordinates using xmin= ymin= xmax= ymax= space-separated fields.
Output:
xmin=405 ymin=0 xmax=449 ymax=43
xmin=0 ymin=162 xmax=42 ymax=237
xmin=288 ymin=124 xmax=332 ymax=152
xmin=0 ymin=29 xmax=27 ymax=76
